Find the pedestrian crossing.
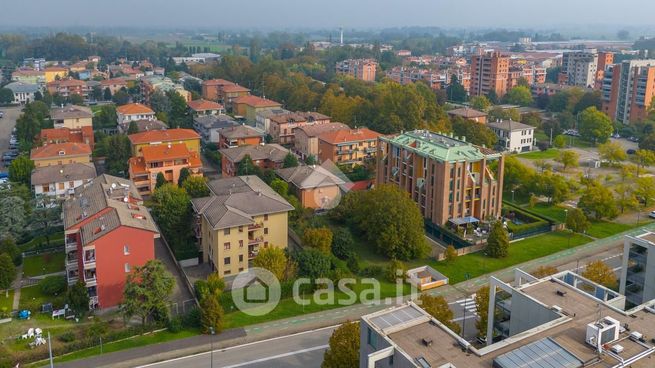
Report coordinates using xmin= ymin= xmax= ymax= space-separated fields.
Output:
xmin=455 ymin=298 xmax=477 ymax=314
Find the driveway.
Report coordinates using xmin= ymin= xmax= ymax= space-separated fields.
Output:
xmin=154 ymin=238 xmax=195 ymax=312
xmin=0 ymin=105 xmax=21 ymax=170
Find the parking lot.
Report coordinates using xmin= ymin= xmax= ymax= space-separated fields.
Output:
xmin=0 ymin=106 xmax=21 ymax=170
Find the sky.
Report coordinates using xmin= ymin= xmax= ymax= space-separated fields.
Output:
xmin=2 ymin=0 xmax=655 ymax=30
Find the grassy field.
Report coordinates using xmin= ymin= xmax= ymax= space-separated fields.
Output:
xmin=518 ymin=149 xmax=559 ymax=160
xmin=585 ymin=221 xmax=646 ymax=239
xmin=417 ymin=231 xmax=591 ymax=284
xmin=526 ymin=203 xmax=568 ymax=222
xmin=23 ymin=252 xmax=65 ymax=277
xmin=18 ymin=284 xmax=52 ymax=310
xmin=19 ymin=233 xmax=65 ymax=251
xmin=0 ymin=289 xmax=14 ymax=312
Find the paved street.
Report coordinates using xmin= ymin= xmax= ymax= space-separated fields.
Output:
xmin=0 ymin=105 xmax=20 ymax=170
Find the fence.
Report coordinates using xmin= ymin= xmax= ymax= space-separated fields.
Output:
xmin=424 ymin=220 xmax=472 ymax=250
xmin=158 ymin=235 xmax=198 ymax=309
xmin=22 ymin=246 xmax=64 ymax=258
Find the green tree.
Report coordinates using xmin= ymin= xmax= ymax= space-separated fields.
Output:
xmin=352 ymin=185 xmax=429 ymax=260
xmin=451 ymin=116 xmax=497 ymax=148
xmin=293 ymin=248 xmax=332 ymax=280
xmin=237 ymin=155 xmax=261 ymax=176
xmin=155 ymin=172 xmax=167 ymax=189
xmin=304 ymin=155 xmax=317 ymax=165
xmin=68 ymin=93 xmax=84 ymax=105
xmin=0 ymin=196 xmax=26 ymax=238
xmin=167 ymin=90 xmax=190 ymax=128
xmin=67 ymin=280 xmax=89 ymax=315
xmin=578 ymin=181 xmax=619 ymax=220
xmin=553 ymin=135 xmax=566 ymax=148
xmin=331 ymin=227 xmax=354 ymax=260
xmin=200 ymin=293 xmax=224 ymax=334
xmin=598 ymin=141 xmax=626 ymax=165
xmin=0 ymin=253 xmax=16 ymax=293
xmin=112 ymin=90 xmax=130 ymax=105
xmin=0 ymin=238 xmax=21 ymax=266
xmin=103 ymin=87 xmax=112 ymax=101
xmin=446 ymin=74 xmax=467 ymax=102
xmin=0 ymin=88 xmax=14 ymax=103
xmin=127 ymin=120 xmax=139 ymax=134
xmin=486 ymin=221 xmax=509 ymax=258
xmin=504 ymin=86 xmax=533 ymax=106
xmin=322 ymin=321 xmax=360 ymax=368
xmin=121 ymin=260 xmax=174 ymax=326
xmin=385 ymin=259 xmax=406 ymax=282
xmin=633 ymin=149 xmax=655 ymax=177
xmin=303 ymin=227 xmax=333 ymax=254
xmin=555 ymin=150 xmax=579 ymax=172
xmin=532 ymin=266 xmax=559 ymax=278
xmin=282 ymin=152 xmax=299 ymax=168
xmin=40 ymin=275 xmax=66 ymax=296
xmin=269 ymin=178 xmax=289 ymax=197
xmin=578 ymin=106 xmax=613 ymax=143
xmin=92 ymin=105 xmax=118 ymax=129
xmin=182 ymin=176 xmax=209 ymax=198
xmin=444 ymin=245 xmax=458 ymax=263
xmin=8 ymin=155 xmax=34 ymax=185
xmin=150 ymin=184 xmax=192 ymax=251
xmin=581 ymin=260 xmax=617 ymax=289
xmin=469 ymin=96 xmax=491 ymax=111
xmin=252 ymin=247 xmax=288 ymax=281
xmin=635 ymin=176 xmax=655 ymax=208
xmin=418 ymin=294 xmax=461 ymax=334
xmin=565 ymin=208 xmax=590 ymax=233
xmin=177 ymin=168 xmax=191 ymax=187
xmin=639 ymin=132 xmax=655 ymax=151
xmin=614 ymin=183 xmax=638 ymax=213
xmin=94 ymin=134 xmax=131 ymax=176
xmin=474 ymin=285 xmax=489 ymax=337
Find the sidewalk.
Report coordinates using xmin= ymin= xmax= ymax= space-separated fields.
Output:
xmin=55 ymin=222 xmax=655 ymax=368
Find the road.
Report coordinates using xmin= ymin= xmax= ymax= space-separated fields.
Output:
xmin=137 ymin=326 xmax=335 ymax=368
xmin=0 ymin=105 xmax=20 ymax=169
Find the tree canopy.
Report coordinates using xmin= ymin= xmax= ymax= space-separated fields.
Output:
xmin=121 ymin=260 xmax=174 ymax=326
xmin=322 ymin=321 xmax=360 ymax=368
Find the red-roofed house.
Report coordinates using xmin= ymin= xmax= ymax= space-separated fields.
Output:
xmin=233 ymin=95 xmax=282 ymax=122
xmin=47 ymin=79 xmax=89 ymax=98
xmin=38 ymin=127 xmax=95 ymax=151
xmin=201 ymin=79 xmax=250 ymax=106
xmin=317 ymin=128 xmax=381 ymax=165
xmin=128 ymin=128 xmax=201 ymax=156
xmin=30 ymin=142 xmax=92 ymax=168
xmin=100 ymin=78 xmax=128 ymax=95
xmin=187 ymin=99 xmax=225 ymax=117
xmin=117 ymin=103 xmax=156 ymax=126
xmin=128 ymin=143 xmax=203 ymax=195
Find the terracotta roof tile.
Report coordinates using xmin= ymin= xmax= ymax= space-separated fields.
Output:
xmin=318 ymin=128 xmax=381 ymax=144
xmin=128 ymin=128 xmax=200 ymax=145
xmin=116 ymin=103 xmax=155 ymax=116
xmin=233 ymin=95 xmax=281 ymax=108
xmin=187 ymin=99 xmax=224 ymax=111
xmin=30 ymin=142 xmax=92 ymax=159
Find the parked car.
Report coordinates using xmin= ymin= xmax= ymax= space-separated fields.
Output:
xmin=0 ymin=111 xmax=4 ymax=118
xmin=3 ymin=150 xmax=18 ymax=158
xmin=627 ymin=149 xmax=636 ymax=155
xmin=649 ymin=211 xmax=655 ymax=219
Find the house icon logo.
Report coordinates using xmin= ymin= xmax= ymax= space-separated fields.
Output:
xmin=231 ymin=267 xmax=281 ymax=316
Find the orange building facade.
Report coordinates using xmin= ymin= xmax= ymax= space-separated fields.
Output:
xmin=470 ymin=51 xmax=509 ymax=97
xmin=128 ymin=143 xmax=202 ymax=195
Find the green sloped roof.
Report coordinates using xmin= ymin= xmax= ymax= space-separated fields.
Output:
xmin=382 ymin=130 xmax=501 ymax=163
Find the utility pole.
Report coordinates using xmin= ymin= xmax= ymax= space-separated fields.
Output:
xmin=48 ymin=332 xmax=54 ymax=368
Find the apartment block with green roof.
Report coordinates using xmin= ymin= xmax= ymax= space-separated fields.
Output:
xmin=377 ymin=130 xmax=505 ymax=227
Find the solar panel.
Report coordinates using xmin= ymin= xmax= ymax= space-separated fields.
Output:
xmin=370 ymin=305 xmax=425 ymax=330
xmin=493 ymin=338 xmax=583 ymax=368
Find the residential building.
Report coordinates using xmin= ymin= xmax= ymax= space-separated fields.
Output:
xmin=201 ymin=79 xmax=250 ymax=106
xmin=385 ymin=67 xmax=446 ymax=90
xmin=128 ymin=128 xmax=201 ymax=157
xmin=30 ymin=142 xmax=92 ymax=168
xmin=488 ymin=120 xmax=535 ymax=153
xmin=447 ymin=107 xmax=488 ymax=124
xmin=23 ymin=57 xmax=46 ymax=71
xmin=359 ymin=267 xmax=655 ymax=368
xmin=140 ymin=75 xmax=191 ymax=104
xmin=44 ymin=66 xmax=68 ymax=83
xmin=507 ymin=64 xmax=546 ymax=88
xmin=172 ymin=53 xmax=221 ymax=64
xmin=377 ymin=130 xmax=504 ymax=226
xmin=46 ymin=79 xmax=90 ymax=98
xmin=595 ymin=51 xmax=614 ymax=89
xmin=38 ymin=126 xmax=94 ymax=151
xmin=335 ymin=59 xmax=378 ymax=81
xmin=116 ymin=103 xmax=156 ymax=126
xmin=193 ymin=115 xmax=239 ymax=144
xmin=191 ymin=176 xmax=293 ymax=276
xmin=470 ymin=51 xmax=509 ymax=97
xmin=620 ymin=232 xmax=655 ymax=307
xmin=531 ymin=83 xmax=593 ymax=98
xmin=559 ymin=49 xmax=598 ymax=88
xmin=63 ymin=174 xmax=159 ymax=309
xmin=128 ymin=143 xmax=203 ymax=195
xmin=3 ymin=81 xmax=40 ymax=104
xmin=255 ymin=108 xmax=291 ymax=133
xmin=276 ymin=165 xmax=346 ymax=209
xmin=268 ymin=112 xmax=331 ymax=145
xmin=99 ymin=78 xmax=128 ymax=95
xmin=32 ymin=163 xmax=97 ymax=198
xmin=220 ymin=144 xmax=290 ymax=177
xmin=294 ymin=122 xmax=350 ymax=160
xmin=232 ymin=95 xmax=282 ymax=122
xmin=317 ymin=127 xmax=381 ymax=165
xmin=217 ymin=125 xmax=264 ymax=149
xmin=11 ymin=69 xmax=45 ymax=85
xmin=50 ymin=105 xmax=93 ymax=129
xmin=118 ymin=119 xmax=167 ymax=134
xmin=187 ymin=99 xmax=225 ymax=117
xmin=601 ymin=59 xmax=655 ymax=124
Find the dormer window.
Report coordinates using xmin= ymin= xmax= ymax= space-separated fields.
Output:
xmin=58 ymin=150 xmax=66 ymax=156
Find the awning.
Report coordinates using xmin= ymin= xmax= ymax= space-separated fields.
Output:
xmin=449 ymin=216 xmax=480 ymax=226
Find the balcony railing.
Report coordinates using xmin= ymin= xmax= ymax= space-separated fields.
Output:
xmin=66 ymin=256 xmax=78 ymax=269
xmin=248 ymin=236 xmax=264 ymax=245
xmin=248 ymin=222 xmax=263 ymax=230
xmin=67 ymin=274 xmax=79 ymax=285
xmin=65 ymin=239 xmax=78 ymax=252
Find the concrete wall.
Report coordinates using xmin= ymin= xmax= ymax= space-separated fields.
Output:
xmin=508 ymin=291 xmax=560 ymax=337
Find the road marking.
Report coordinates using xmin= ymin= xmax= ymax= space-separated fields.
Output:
xmin=218 ymin=344 xmax=329 ymax=368
xmin=452 ymin=315 xmax=478 ymax=322
xmin=135 ymin=324 xmax=340 ymax=368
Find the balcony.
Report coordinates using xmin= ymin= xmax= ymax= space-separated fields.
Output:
xmin=248 ymin=236 xmax=264 ymax=245
xmin=83 ymin=252 xmax=96 ymax=269
xmin=248 ymin=222 xmax=263 ymax=230
xmin=65 ymin=238 xmax=78 ymax=252
xmin=65 ymin=255 xmax=78 ymax=269
xmin=67 ymin=272 xmax=79 ymax=285
xmin=84 ymin=273 xmax=97 ymax=287
xmin=89 ymin=296 xmax=99 ymax=309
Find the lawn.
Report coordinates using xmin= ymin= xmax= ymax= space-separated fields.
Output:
xmin=18 ymin=284 xmax=53 ymax=310
xmin=585 ymin=220 xmax=647 ymax=239
xmin=19 ymin=233 xmax=64 ymax=251
xmin=526 ymin=203 xmax=568 ymax=222
xmin=0 ymin=289 xmax=14 ymax=312
xmin=518 ymin=148 xmax=559 ymax=160
xmin=23 ymin=252 xmax=65 ymax=277
xmin=414 ymin=231 xmax=591 ymax=284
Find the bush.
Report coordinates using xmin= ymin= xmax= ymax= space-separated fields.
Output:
xmin=360 ymin=265 xmax=383 ymax=278
xmin=331 ymin=227 xmax=355 ymax=260
xmin=385 ymin=260 xmax=406 ymax=282
xmin=346 ymin=255 xmax=360 ymax=274
xmin=182 ymin=307 xmax=202 ymax=329
xmin=167 ymin=316 xmax=183 ymax=333
xmin=40 ymin=275 xmax=67 ymax=296
xmin=58 ymin=331 xmax=76 ymax=343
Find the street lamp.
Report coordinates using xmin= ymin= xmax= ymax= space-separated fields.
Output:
xmin=564 ymin=209 xmax=571 ymax=246
xmin=209 ymin=327 xmax=215 ymax=368
xmin=511 ymin=190 xmax=515 ymax=203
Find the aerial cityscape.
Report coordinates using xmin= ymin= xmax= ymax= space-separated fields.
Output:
xmin=2 ymin=1 xmax=655 ymax=367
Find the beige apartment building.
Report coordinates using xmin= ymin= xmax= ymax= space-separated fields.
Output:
xmin=191 ymin=176 xmax=293 ymax=276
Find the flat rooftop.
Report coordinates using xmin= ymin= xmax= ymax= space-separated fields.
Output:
xmin=373 ymin=276 xmax=655 ymax=368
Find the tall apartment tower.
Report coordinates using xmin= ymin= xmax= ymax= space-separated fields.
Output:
xmin=602 ymin=59 xmax=655 ymax=124
xmin=560 ymin=49 xmax=598 ymax=88
xmin=594 ymin=51 xmax=614 ymax=89
xmin=470 ymin=51 xmax=509 ymax=98
xmin=620 ymin=232 xmax=655 ymax=307
xmin=376 ymin=130 xmax=504 ymax=227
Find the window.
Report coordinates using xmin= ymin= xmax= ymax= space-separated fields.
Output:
xmin=69 ymin=181 xmax=74 ymax=188
xmin=239 ymin=240 xmax=244 ymax=248
xmin=224 ymin=270 xmax=231 ymax=275
xmin=264 ymin=228 xmax=268 ymax=235
xmin=264 ymin=214 xmax=268 ymax=221
xmin=238 ymin=226 xmax=243 ymax=233
xmin=124 ymin=263 xmax=131 ymax=272
xmin=123 ymin=245 xmax=130 ymax=255
xmin=367 ymin=328 xmax=377 ymax=348
xmin=224 ymin=242 xmax=231 ymax=250
xmin=224 ymin=228 xmax=230 ymax=235
xmin=58 ymin=183 xmax=65 ymax=190
xmin=42 ymin=185 xmax=49 ymax=193
xmin=239 ymin=255 xmax=243 ymax=262
xmin=224 ymin=257 xmax=231 ymax=265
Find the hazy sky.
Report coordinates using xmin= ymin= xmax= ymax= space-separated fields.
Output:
xmin=2 ymin=0 xmax=654 ymax=29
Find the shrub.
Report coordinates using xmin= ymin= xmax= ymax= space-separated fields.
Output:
xmin=385 ymin=260 xmax=406 ymax=282
xmin=58 ymin=331 xmax=76 ymax=343
xmin=167 ymin=316 xmax=183 ymax=333
xmin=331 ymin=227 xmax=355 ymax=260
xmin=346 ymin=255 xmax=360 ymax=274
xmin=40 ymin=275 xmax=67 ymax=296
xmin=360 ymin=265 xmax=383 ymax=278
xmin=182 ymin=307 xmax=201 ymax=329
